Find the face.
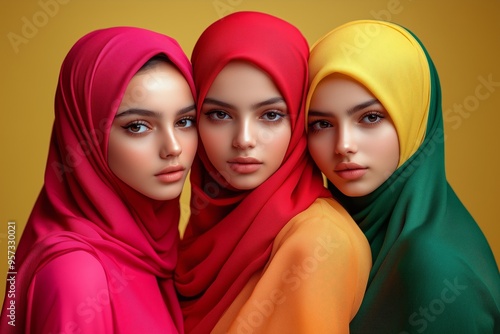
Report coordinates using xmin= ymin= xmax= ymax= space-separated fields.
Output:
xmin=199 ymin=61 xmax=291 ymax=190
xmin=307 ymin=73 xmax=400 ymax=197
xmin=108 ymin=61 xmax=197 ymax=200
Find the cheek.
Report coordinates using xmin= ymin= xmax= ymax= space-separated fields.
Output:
xmin=199 ymin=123 xmax=224 ymax=148
xmin=179 ymin=132 xmax=198 ymax=163
xmin=270 ymin=120 xmax=292 ymax=153
xmin=308 ymin=134 xmax=330 ymax=165
xmin=108 ymin=137 xmax=151 ymax=174
xmin=199 ymin=128 xmax=224 ymax=166
xmin=108 ymin=135 xmax=129 ymax=171
xmin=307 ymin=137 xmax=320 ymax=160
xmin=267 ymin=126 xmax=290 ymax=152
xmin=251 ymin=123 xmax=283 ymax=147
xmin=372 ymin=129 xmax=400 ymax=168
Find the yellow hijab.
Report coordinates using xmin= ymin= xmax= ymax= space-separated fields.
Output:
xmin=306 ymin=20 xmax=430 ymax=166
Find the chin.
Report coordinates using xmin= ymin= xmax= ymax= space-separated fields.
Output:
xmin=336 ymin=186 xmax=372 ymax=198
xmin=228 ymin=183 xmax=257 ymax=191
xmin=143 ymin=186 xmax=184 ymax=201
xmin=345 ymin=192 xmax=368 ymax=198
xmin=227 ymin=178 xmax=263 ymax=191
xmin=347 ymin=188 xmax=379 ymax=197
xmin=149 ymin=193 xmax=182 ymax=201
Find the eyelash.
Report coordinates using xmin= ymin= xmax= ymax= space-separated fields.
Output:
xmin=261 ymin=110 xmax=287 ymax=123
xmin=308 ymin=120 xmax=331 ymax=134
xmin=308 ymin=110 xmax=386 ymax=133
xmin=176 ymin=116 xmax=196 ymax=128
xmin=360 ymin=111 xmax=385 ymax=125
xmin=204 ymin=110 xmax=230 ymax=122
xmin=203 ymin=109 xmax=287 ymax=123
xmin=122 ymin=116 xmax=196 ymax=135
xmin=122 ymin=120 xmax=150 ymax=135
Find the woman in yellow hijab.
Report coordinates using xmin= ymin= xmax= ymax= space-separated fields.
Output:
xmin=307 ymin=20 xmax=500 ymax=333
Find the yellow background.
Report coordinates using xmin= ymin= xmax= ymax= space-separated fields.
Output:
xmin=1 ymin=0 xmax=499 ymax=301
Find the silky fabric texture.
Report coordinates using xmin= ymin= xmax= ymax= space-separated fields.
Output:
xmin=210 ymin=197 xmax=372 ymax=333
xmin=175 ymin=11 xmax=329 ymax=333
xmin=307 ymin=20 xmax=500 ymax=333
xmin=306 ymin=20 xmax=430 ymax=166
xmin=0 ymin=27 xmax=195 ymax=333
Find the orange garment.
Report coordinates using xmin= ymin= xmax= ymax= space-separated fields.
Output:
xmin=175 ymin=12 xmax=333 ymax=333
xmin=213 ymin=198 xmax=371 ymax=333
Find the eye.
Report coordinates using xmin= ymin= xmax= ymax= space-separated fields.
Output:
xmin=123 ymin=121 xmax=150 ymax=134
xmin=176 ymin=116 xmax=196 ymax=128
xmin=308 ymin=120 xmax=332 ymax=132
xmin=206 ymin=110 xmax=231 ymax=121
xmin=261 ymin=110 xmax=286 ymax=122
xmin=360 ymin=112 xmax=384 ymax=124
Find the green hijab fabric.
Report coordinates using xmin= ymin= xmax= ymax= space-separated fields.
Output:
xmin=308 ymin=20 xmax=500 ymax=333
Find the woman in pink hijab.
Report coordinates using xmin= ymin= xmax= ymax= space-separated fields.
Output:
xmin=0 ymin=27 xmax=197 ymax=333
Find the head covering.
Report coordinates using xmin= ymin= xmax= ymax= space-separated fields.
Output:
xmin=306 ymin=20 xmax=430 ymax=166
xmin=308 ymin=20 xmax=500 ymax=333
xmin=1 ymin=27 xmax=195 ymax=333
xmin=175 ymin=11 xmax=329 ymax=332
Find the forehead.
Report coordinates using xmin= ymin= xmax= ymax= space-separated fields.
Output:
xmin=129 ymin=62 xmax=182 ymax=87
xmin=118 ymin=62 xmax=193 ymax=112
xmin=206 ymin=61 xmax=281 ymax=100
xmin=310 ymin=74 xmax=376 ymax=112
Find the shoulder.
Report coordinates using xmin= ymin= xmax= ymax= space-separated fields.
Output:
xmin=261 ymin=199 xmax=372 ymax=324
xmin=392 ymin=232 xmax=500 ymax=332
xmin=290 ymin=197 xmax=363 ymax=234
xmin=399 ymin=230 xmax=474 ymax=275
xmin=33 ymin=250 xmax=107 ymax=295
xmin=397 ymin=230 xmax=500 ymax=305
xmin=276 ymin=198 xmax=370 ymax=259
xmin=271 ymin=198 xmax=371 ymax=278
xmin=28 ymin=251 xmax=114 ymax=332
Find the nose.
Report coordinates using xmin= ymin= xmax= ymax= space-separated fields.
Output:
xmin=335 ymin=124 xmax=357 ymax=156
xmin=232 ymin=118 xmax=256 ymax=149
xmin=160 ymin=128 xmax=182 ymax=158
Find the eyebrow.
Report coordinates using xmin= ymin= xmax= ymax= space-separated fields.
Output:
xmin=252 ymin=97 xmax=286 ymax=109
xmin=115 ymin=105 xmax=196 ymax=118
xmin=308 ymin=98 xmax=380 ymax=117
xmin=203 ymin=97 xmax=286 ymax=110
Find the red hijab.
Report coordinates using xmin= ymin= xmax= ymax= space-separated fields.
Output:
xmin=175 ymin=11 xmax=329 ymax=332
xmin=2 ymin=27 xmax=195 ymax=333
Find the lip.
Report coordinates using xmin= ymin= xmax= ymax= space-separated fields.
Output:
xmin=155 ymin=165 xmax=185 ymax=183
xmin=228 ymin=157 xmax=263 ymax=174
xmin=334 ymin=162 xmax=367 ymax=181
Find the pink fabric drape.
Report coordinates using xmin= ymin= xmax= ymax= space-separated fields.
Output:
xmin=1 ymin=26 xmax=195 ymax=333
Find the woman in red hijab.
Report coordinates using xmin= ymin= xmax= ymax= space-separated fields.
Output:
xmin=0 ymin=27 xmax=197 ymax=333
xmin=175 ymin=12 xmax=371 ymax=333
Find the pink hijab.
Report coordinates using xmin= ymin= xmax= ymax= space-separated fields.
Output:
xmin=1 ymin=27 xmax=195 ymax=333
